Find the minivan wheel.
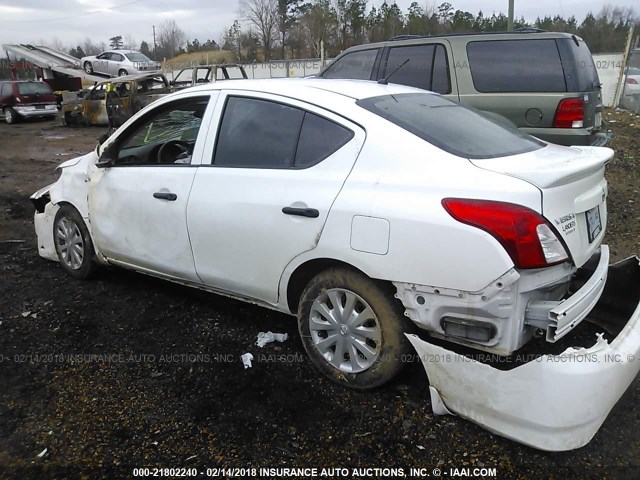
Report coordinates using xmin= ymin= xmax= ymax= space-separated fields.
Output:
xmin=118 ymin=69 xmax=128 ymax=77
xmin=4 ymin=108 xmax=18 ymax=124
xmin=84 ymin=62 xmax=93 ymax=74
xmin=53 ymin=205 xmax=97 ymax=279
xmin=297 ymin=268 xmax=410 ymax=390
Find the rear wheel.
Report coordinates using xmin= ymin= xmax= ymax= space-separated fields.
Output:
xmin=84 ymin=62 xmax=93 ymax=74
xmin=297 ymin=268 xmax=411 ymax=390
xmin=53 ymin=205 xmax=97 ymax=279
xmin=118 ymin=69 xmax=128 ymax=77
xmin=4 ymin=107 xmax=18 ymax=124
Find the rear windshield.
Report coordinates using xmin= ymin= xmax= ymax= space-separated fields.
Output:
xmin=125 ymin=53 xmax=152 ymax=62
xmin=357 ymin=93 xmax=545 ymax=159
xmin=18 ymin=82 xmax=52 ymax=95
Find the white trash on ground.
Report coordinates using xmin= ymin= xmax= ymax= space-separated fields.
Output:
xmin=240 ymin=353 xmax=254 ymax=369
xmin=256 ymin=331 xmax=288 ymax=348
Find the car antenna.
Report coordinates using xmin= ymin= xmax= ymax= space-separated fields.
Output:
xmin=378 ymin=59 xmax=410 ymax=85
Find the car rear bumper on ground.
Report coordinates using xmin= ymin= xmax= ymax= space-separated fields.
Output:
xmin=14 ymin=105 xmax=57 ymax=118
xmin=406 ymin=254 xmax=640 ymax=451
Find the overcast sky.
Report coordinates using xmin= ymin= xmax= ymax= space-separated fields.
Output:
xmin=0 ymin=0 xmax=636 ymax=52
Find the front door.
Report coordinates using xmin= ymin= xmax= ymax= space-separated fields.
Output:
xmin=88 ymin=93 xmax=217 ymax=281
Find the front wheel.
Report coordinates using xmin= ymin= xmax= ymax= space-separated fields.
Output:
xmin=53 ymin=205 xmax=97 ymax=279
xmin=297 ymin=268 xmax=411 ymax=390
xmin=118 ymin=69 xmax=128 ymax=77
xmin=4 ymin=107 xmax=18 ymax=124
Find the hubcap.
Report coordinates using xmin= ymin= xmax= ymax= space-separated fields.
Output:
xmin=309 ymin=288 xmax=381 ymax=373
xmin=55 ymin=217 xmax=84 ymax=270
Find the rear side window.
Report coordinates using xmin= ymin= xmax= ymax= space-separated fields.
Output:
xmin=18 ymin=83 xmax=52 ymax=95
xmin=1 ymin=83 xmax=12 ymax=96
xmin=322 ymin=49 xmax=378 ymax=80
xmin=467 ymin=39 xmax=566 ymax=93
xmin=383 ymin=44 xmax=451 ymax=94
xmin=357 ymin=93 xmax=545 ymax=159
xmin=214 ymin=96 xmax=354 ymax=168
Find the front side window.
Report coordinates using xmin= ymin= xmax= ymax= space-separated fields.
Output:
xmin=357 ymin=93 xmax=544 ymax=159
xmin=321 ymin=49 xmax=379 ymax=80
xmin=467 ymin=39 xmax=566 ymax=93
xmin=214 ymin=96 xmax=354 ymax=169
xmin=111 ymin=97 xmax=209 ymax=166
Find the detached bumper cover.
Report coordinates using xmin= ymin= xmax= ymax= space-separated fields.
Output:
xmin=407 ymin=255 xmax=640 ymax=451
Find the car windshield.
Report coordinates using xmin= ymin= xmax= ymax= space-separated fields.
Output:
xmin=125 ymin=53 xmax=152 ymax=62
xmin=357 ymin=93 xmax=545 ymax=159
xmin=18 ymin=82 xmax=52 ymax=95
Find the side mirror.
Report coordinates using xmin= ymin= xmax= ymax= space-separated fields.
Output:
xmin=95 ymin=154 xmax=113 ymax=168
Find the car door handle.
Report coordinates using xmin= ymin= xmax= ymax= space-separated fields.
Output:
xmin=282 ymin=206 xmax=319 ymax=218
xmin=153 ymin=192 xmax=177 ymax=201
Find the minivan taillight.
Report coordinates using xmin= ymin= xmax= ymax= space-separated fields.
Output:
xmin=442 ymin=199 xmax=569 ymax=269
xmin=553 ymin=98 xmax=584 ymax=128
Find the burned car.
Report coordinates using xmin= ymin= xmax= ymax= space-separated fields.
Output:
xmin=169 ymin=64 xmax=247 ymax=90
xmin=62 ymin=73 xmax=171 ymax=128
xmin=31 ymin=79 xmax=640 ymax=451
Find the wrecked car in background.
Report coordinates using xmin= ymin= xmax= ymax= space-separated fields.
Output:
xmin=31 ymin=78 xmax=640 ymax=451
xmin=62 ymin=73 xmax=171 ymax=127
xmin=168 ymin=64 xmax=248 ymax=89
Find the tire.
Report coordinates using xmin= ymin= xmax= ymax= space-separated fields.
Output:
xmin=4 ymin=107 xmax=18 ymax=124
xmin=53 ymin=205 xmax=97 ymax=279
xmin=118 ymin=69 xmax=128 ymax=77
xmin=297 ymin=267 xmax=411 ymax=390
xmin=84 ymin=62 xmax=93 ymax=74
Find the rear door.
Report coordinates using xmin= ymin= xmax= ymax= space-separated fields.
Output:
xmin=377 ymin=41 xmax=457 ymax=99
xmin=187 ymin=92 xmax=365 ymax=303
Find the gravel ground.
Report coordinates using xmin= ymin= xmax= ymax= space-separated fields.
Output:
xmin=0 ymin=110 xmax=639 ymax=480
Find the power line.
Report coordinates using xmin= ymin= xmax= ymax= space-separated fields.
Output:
xmin=4 ymin=0 xmax=150 ymax=24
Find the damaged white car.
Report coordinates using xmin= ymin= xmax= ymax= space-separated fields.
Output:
xmin=31 ymin=79 xmax=640 ymax=451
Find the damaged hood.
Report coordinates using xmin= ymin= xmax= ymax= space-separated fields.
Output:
xmin=56 ymin=151 xmax=95 ymax=170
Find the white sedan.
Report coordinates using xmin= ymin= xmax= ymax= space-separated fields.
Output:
xmin=31 ymin=78 xmax=640 ymax=451
xmin=81 ymin=50 xmax=160 ymax=77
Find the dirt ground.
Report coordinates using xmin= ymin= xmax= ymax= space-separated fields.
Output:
xmin=0 ymin=110 xmax=639 ymax=480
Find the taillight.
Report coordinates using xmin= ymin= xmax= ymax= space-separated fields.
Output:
xmin=442 ymin=198 xmax=569 ymax=269
xmin=627 ymin=77 xmax=638 ymax=84
xmin=553 ymin=98 xmax=584 ymax=128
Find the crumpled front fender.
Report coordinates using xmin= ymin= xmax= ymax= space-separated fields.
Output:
xmin=407 ymin=255 xmax=640 ymax=451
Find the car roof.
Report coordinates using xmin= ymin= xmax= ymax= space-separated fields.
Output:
xmin=184 ymin=77 xmax=432 ymax=102
xmin=342 ymin=30 xmax=580 ymax=53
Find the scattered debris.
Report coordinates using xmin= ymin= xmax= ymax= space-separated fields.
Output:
xmin=37 ymin=448 xmax=48 ymax=458
xmin=0 ymin=239 xmax=26 ymax=243
xmin=256 ymin=331 xmax=288 ymax=348
xmin=241 ymin=353 xmax=254 ymax=369
xmin=21 ymin=311 xmax=31 ymax=317
xmin=150 ymin=371 xmax=163 ymax=378
xmin=185 ymin=455 xmax=197 ymax=461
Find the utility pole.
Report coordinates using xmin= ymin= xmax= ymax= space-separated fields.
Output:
xmin=153 ymin=25 xmax=157 ymax=61
xmin=508 ymin=0 xmax=514 ymax=31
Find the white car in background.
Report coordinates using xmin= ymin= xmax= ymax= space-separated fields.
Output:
xmin=623 ymin=66 xmax=640 ymax=97
xmin=81 ymin=50 xmax=160 ymax=77
xmin=30 ymin=78 xmax=640 ymax=451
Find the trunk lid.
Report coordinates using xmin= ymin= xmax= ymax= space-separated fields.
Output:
xmin=471 ymin=143 xmax=613 ymax=268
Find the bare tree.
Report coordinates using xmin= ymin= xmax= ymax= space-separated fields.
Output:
xmin=124 ymin=33 xmax=137 ymax=50
xmin=158 ymin=19 xmax=186 ymax=59
xmin=82 ymin=38 xmax=106 ymax=56
xmin=239 ymin=0 xmax=278 ymax=60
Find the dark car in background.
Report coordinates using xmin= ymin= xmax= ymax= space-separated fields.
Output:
xmin=0 ymin=80 xmax=58 ymax=124
xmin=321 ymin=30 xmax=610 ymax=146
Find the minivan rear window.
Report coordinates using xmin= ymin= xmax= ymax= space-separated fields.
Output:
xmin=467 ymin=39 xmax=566 ymax=93
xmin=556 ymin=38 xmax=600 ymax=91
xmin=357 ymin=93 xmax=545 ymax=159
xmin=18 ymin=82 xmax=52 ymax=95
xmin=322 ymin=49 xmax=378 ymax=80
